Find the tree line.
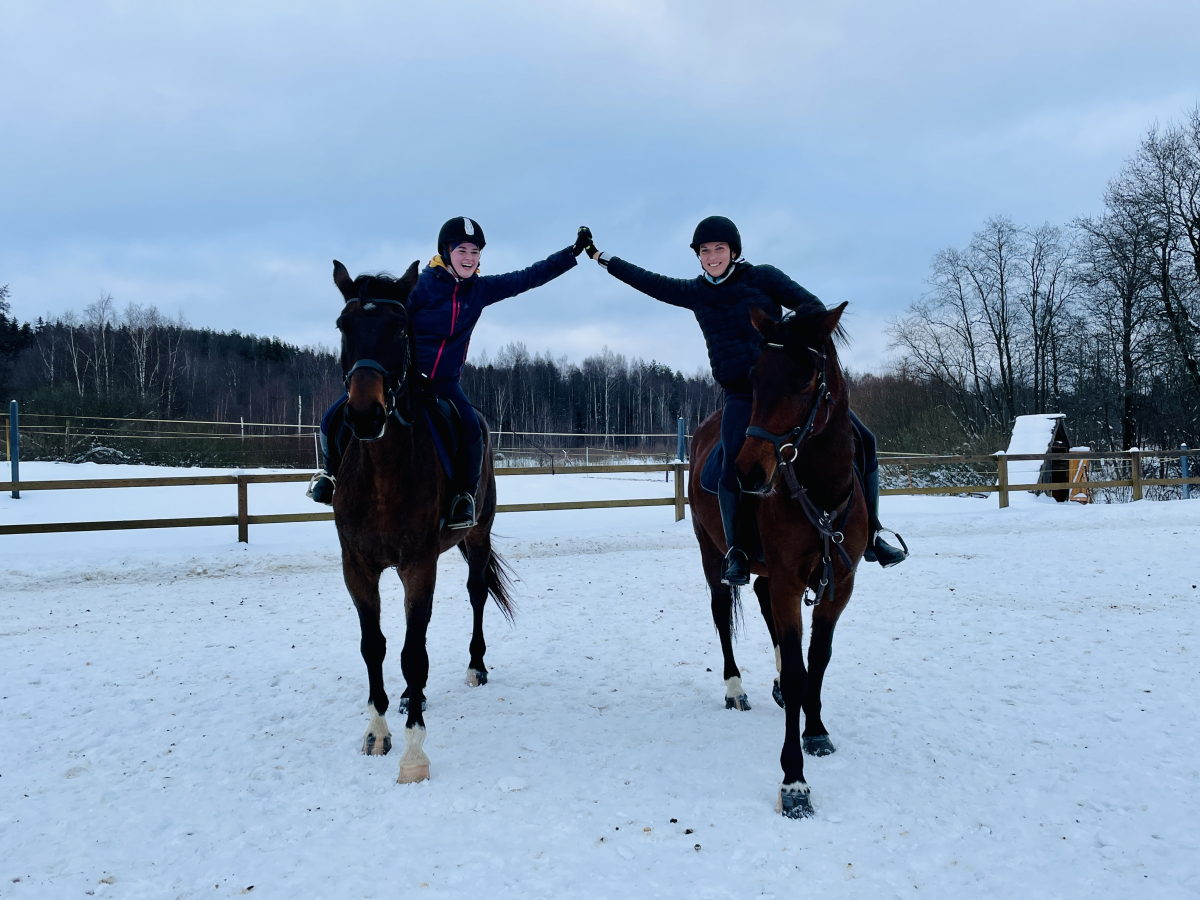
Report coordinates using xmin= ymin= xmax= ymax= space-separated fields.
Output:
xmin=0 ymin=288 xmax=722 ymax=452
xmin=888 ymin=105 xmax=1200 ymax=452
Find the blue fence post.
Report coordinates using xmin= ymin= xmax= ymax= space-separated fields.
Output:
xmin=676 ymin=417 xmax=686 ymax=462
xmin=1183 ymin=444 xmax=1191 ymax=500
xmin=8 ymin=400 xmax=18 ymax=499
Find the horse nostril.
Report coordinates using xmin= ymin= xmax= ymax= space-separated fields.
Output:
xmin=347 ymin=402 xmax=387 ymax=440
xmin=739 ymin=463 xmax=766 ymax=492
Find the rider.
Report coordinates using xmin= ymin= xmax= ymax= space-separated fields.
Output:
xmin=310 ymin=217 xmax=594 ymax=529
xmin=583 ymin=216 xmax=907 ymax=584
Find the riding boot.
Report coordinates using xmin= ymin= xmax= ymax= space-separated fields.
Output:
xmin=448 ymin=436 xmax=484 ymax=529
xmin=861 ymin=468 xmax=908 ymax=567
xmin=718 ymin=481 xmax=750 ymax=586
xmin=307 ymin=419 xmax=343 ymax=506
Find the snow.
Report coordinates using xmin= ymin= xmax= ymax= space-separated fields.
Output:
xmin=1003 ymin=414 xmax=1065 ymax=489
xmin=3 ymin=464 xmax=1200 ymax=898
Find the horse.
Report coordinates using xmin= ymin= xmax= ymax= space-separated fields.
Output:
xmin=687 ymin=301 xmax=868 ymax=818
xmin=330 ymin=259 xmax=514 ymax=784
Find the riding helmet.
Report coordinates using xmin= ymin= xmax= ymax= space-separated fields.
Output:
xmin=438 ymin=217 xmax=486 ymax=259
xmin=690 ymin=216 xmax=741 ymax=258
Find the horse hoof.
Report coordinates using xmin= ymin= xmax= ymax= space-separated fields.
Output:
xmin=398 ymin=764 xmax=430 ymax=784
xmin=777 ymin=783 xmax=814 ymax=819
xmin=772 ymin=679 xmax=785 ymax=709
xmin=803 ymin=734 xmax=836 ymax=757
xmin=396 ymin=696 xmax=427 ymax=713
xmin=725 ymin=694 xmax=751 ymax=711
xmin=465 ymin=668 xmax=488 ymax=687
xmin=362 ymin=732 xmax=392 ymax=756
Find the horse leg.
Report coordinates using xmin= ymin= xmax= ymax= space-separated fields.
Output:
xmin=753 ymin=576 xmax=784 ymax=709
xmin=770 ymin=573 xmax=814 ymax=818
xmin=343 ymin=557 xmax=391 ymax=756
xmin=396 ymin=555 xmax=437 ymax=783
xmin=802 ymin=573 xmax=853 ymax=757
xmin=462 ymin=530 xmax=492 ymax=687
xmin=699 ymin=528 xmax=749 ymax=711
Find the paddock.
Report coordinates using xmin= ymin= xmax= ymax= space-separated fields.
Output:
xmin=1 ymin=468 xmax=1198 ymax=898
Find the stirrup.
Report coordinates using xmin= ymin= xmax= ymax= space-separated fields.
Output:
xmin=307 ymin=472 xmax=335 ymax=506
xmin=871 ymin=529 xmax=908 ymax=568
xmin=721 ymin=547 xmax=750 ymax=586
xmin=447 ymin=492 xmax=477 ymax=530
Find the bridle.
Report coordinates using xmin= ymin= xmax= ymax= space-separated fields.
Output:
xmin=743 ymin=343 xmax=855 ymax=607
xmin=340 ymin=289 xmax=412 ymax=440
xmin=743 ymin=346 xmax=834 ymax=490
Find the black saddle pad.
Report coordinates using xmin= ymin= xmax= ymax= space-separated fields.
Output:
xmin=700 ymin=443 xmax=724 ymax=495
xmin=420 ymin=391 xmax=463 ymax=483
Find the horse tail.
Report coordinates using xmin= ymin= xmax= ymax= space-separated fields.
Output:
xmin=729 ymin=584 xmax=745 ymax=640
xmin=459 ymin=543 xmax=517 ymax=624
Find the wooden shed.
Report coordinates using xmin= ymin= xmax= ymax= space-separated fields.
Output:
xmin=1004 ymin=414 xmax=1072 ymax=502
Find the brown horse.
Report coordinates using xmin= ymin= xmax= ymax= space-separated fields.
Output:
xmin=688 ymin=302 xmax=868 ymax=818
xmin=330 ymin=259 xmax=514 ymax=784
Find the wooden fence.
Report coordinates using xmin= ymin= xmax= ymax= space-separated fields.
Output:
xmin=1 ymin=451 xmax=1195 ymax=542
xmin=0 ymin=463 xmax=690 ymax=541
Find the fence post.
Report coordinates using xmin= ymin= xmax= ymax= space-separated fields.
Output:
xmin=673 ymin=462 xmax=685 ymax=522
xmin=1183 ymin=444 xmax=1190 ymax=500
xmin=997 ymin=454 xmax=1008 ymax=509
xmin=676 ymin=417 xmax=686 ymax=462
xmin=8 ymin=400 xmax=18 ymax=500
xmin=1130 ymin=450 xmax=1142 ymax=501
xmin=237 ymin=475 xmax=249 ymax=543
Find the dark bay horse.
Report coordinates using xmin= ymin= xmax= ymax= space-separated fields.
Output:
xmin=688 ymin=302 xmax=868 ymax=818
xmin=330 ymin=259 xmax=514 ymax=784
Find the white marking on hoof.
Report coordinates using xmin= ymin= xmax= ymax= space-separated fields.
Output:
xmin=397 ymin=724 xmax=430 ymax=783
xmin=774 ymin=645 xmax=782 ymax=674
xmin=464 ymin=668 xmax=484 ymax=687
xmin=724 ymin=676 xmax=750 ymax=710
xmin=777 ymin=781 xmax=814 ymax=818
xmin=361 ymin=702 xmax=392 ymax=756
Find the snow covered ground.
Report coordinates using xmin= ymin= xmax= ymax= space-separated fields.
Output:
xmin=2 ymin=464 xmax=1198 ymax=898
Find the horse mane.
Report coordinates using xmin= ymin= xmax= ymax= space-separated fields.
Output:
xmin=352 ymin=271 xmax=411 ymax=303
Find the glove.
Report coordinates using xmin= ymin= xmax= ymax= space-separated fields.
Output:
xmin=572 ymin=226 xmax=597 ymax=258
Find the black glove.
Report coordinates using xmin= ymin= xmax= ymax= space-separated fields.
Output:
xmin=572 ymin=226 xmax=597 ymax=258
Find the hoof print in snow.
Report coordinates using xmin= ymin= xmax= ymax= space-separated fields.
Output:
xmin=725 ymin=694 xmax=751 ymax=711
xmin=363 ymin=732 xmax=392 ymax=756
xmin=772 ymin=679 xmax=785 ymax=709
xmin=465 ymin=668 xmax=488 ymax=687
xmin=802 ymin=734 xmax=836 ymax=756
xmin=777 ymin=784 xmax=814 ymax=819
xmin=396 ymin=696 xmax=427 ymax=713
xmin=398 ymin=764 xmax=430 ymax=784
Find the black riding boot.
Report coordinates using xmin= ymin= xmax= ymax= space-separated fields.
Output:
xmin=718 ymin=481 xmax=750 ymax=586
xmin=307 ymin=424 xmax=342 ymax=506
xmin=448 ymin=436 xmax=484 ymax=530
xmin=861 ymin=468 xmax=908 ymax=567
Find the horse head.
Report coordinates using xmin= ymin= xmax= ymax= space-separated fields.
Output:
xmin=333 ymin=259 xmax=420 ymax=441
xmin=735 ymin=302 xmax=849 ymax=494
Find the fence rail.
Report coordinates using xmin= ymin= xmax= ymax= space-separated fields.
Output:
xmin=2 ymin=451 xmax=1197 ymax=542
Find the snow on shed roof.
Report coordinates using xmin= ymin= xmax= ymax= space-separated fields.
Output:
xmin=1003 ymin=414 xmax=1067 ymax=489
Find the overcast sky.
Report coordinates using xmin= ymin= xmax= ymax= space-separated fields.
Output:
xmin=3 ymin=0 xmax=1199 ymax=375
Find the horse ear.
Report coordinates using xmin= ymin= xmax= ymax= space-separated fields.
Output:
xmin=750 ymin=306 xmax=778 ymax=340
xmin=817 ymin=302 xmax=848 ymax=342
xmin=333 ymin=260 xmax=355 ymax=301
xmin=398 ymin=260 xmax=420 ymax=297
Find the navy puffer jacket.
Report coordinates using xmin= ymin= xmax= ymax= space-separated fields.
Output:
xmin=408 ymin=248 xmax=577 ymax=380
xmin=604 ymin=258 xmax=825 ymax=390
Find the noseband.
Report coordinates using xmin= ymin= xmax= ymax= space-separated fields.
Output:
xmin=342 ymin=295 xmax=412 ymax=440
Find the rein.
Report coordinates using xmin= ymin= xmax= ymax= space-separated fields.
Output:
xmin=744 ymin=346 xmax=855 ymax=607
xmin=341 ymin=292 xmax=413 ymax=439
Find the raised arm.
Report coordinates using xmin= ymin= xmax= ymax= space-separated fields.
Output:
xmin=477 ymin=246 xmax=579 ymax=307
xmin=589 ymin=249 xmax=698 ymax=310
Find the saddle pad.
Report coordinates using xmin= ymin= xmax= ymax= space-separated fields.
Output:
xmin=422 ymin=396 xmax=460 ymax=482
xmin=700 ymin=443 xmax=724 ymax=495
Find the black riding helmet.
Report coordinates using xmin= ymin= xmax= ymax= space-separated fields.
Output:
xmin=438 ymin=216 xmax=486 ymax=260
xmin=690 ymin=216 xmax=741 ymax=259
